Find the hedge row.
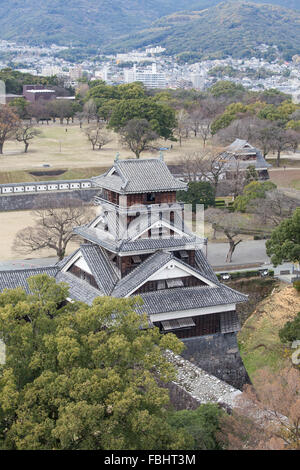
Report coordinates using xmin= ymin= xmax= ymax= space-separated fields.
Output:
xmin=217 ymin=269 xmax=274 ymax=281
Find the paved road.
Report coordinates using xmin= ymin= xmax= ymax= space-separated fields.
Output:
xmin=207 ymin=239 xmax=270 ymax=267
xmin=0 ymin=257 xmax=58 ymax=271
xmin=0 ymin=240 xmax=269 ymax=271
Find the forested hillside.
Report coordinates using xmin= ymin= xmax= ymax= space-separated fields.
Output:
xmin=0 ymin=0 xmax=299 ymax=50
xmin=105 ymin=1 xmax=300 ymax=60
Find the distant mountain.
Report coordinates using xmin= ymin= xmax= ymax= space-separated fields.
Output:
xmin=105 ymin=1 xmax=300 ymax=60
xmin=0 ymin=0 xmax=299 ymax=49
xmin=0 ymin=1 xmax=220 ymax=46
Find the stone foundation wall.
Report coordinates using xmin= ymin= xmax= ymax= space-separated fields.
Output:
xmin=181 ymin=332 xmax=251 ymax=390
xmin=0 ymin=189 xmax=99 ymax=211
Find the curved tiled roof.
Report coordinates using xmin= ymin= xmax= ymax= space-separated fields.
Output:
xmin=92 ymin=158 xmax=187 ymax=194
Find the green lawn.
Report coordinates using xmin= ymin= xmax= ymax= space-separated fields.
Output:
xmin=0 ymin=167 xmax=110 ymax=184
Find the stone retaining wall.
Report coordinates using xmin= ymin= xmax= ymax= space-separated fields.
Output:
xmin=165 ymin=351 xmax=242 ymax=411
xmin=0 ymin=189 xmax=99 ymax=211
xmin=181 ymin=332 xmax=251 ymax=390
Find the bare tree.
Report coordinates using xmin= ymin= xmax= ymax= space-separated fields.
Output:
xmin=198 ymin=118 xmax=213 ymax=147
xmin=83 ymin=99 xmax=97 ymax=124
xmin=176 ymin=153 xmax=200 ymax=182
xmin=0 ymin=105 xmax=20 ymax=154
xmin=84 ymin=124 xmax=112 ymax=151
xmin=178 ymin=150 xmax=227 ymax=193
xmin=269 ymin=126 xmax=300 ymax=167
xmin=28 ymin=101 xmax=52 ymax=125
xmin=188 ymin=109 xmax=202 ymax=138
xmin=15 ymin=124 xmax=42 ymax=153
xmin=174 ymin=110 xmax=190 ymax=146
xmin=247 ymin=190 xmax=300 ymax=227
xmin=205 ymin=207 xmax=259 ymax=262
xmin=119 ymin=118 xmax=158 ymax=158
xmin=13 ymin=200 xmax=95 ymax=260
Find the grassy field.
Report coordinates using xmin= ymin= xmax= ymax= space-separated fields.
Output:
xmin=238 ymin=284 xmax=300 ymax=380
xmin=0 ymin=122 xmax=214 ymax=176
xmin=0 ymin=123 xmax=300 ymax=190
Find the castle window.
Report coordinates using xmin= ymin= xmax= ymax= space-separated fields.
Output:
xmin=166 ymin=279 xmax=184 ymax=288
xmin=161 ymin=318 xmax=195 ymax=331
xmin=146 ymin=193 xmax=155 ymax=203
xmin=157 ymin=280 xmax=166 ymax=290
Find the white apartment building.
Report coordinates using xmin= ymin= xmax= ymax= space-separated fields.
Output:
xmin=124 ymin=63 xmax=166 ymax=89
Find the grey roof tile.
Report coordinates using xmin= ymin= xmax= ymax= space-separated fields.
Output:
xmin=80 ymin=244 xmax=119 ymax=295
xmin=113 ymin=251 xmax=173 ymax=297
xmin=92 ymin=158 xmax=187 ymax=194
xmin=55 ymin=271 xmax=102 ymax=305
xmin=136 ymin=285 xmax=248 ymax=316
xmin=195 ymin=249 xmax=219 ymax=283
xmin=0 ymin=266 xmax=59 ymax=294
xmin=74 ymin=225 xmax=199 ymax=253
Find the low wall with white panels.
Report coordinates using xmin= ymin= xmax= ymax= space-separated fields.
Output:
xmin=0 ymin=179 xmax=99 ymax=211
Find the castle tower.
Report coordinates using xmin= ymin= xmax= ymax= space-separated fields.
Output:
xmin=57 ymin=159 xmax=248 ymax=386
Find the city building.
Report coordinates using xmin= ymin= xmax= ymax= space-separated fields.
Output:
xmin=22 ymin=85 xmax=56 ymax=103
xmin=124 ymin=63 xmax=166 ymax=89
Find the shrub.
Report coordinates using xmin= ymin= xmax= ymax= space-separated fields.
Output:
xmin=279 ymin=312 xmax=300 ymax=343
xmin=294 ymin=280 xmax=300 ymax=293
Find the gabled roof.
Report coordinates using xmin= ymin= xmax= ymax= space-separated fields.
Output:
xmin=59 ymin=244 xmax=119 ymax=295
xmin=73 ymin=224 xmax=200 ymax=253
xmin=92 ymin=158 xmax=187 ymax=194
xmin=113 ymin=251 xmax=173 ymax=298
xmin=136 ymin=285 xmax=248 ymax=316
xmin=227 ymin=139 xmax=256 ymax=155
xmin=113 ymin=250 xmax=218 ymax=298
xmin=55 ymin=271 xmax=102 ymax=305
xmin=79 ymin=244 xmax=119 ymax=295
xmin=221 ymin=150 xmax=272 ymax=170
xmin=0 ymin=266 xmax=60 ymax=294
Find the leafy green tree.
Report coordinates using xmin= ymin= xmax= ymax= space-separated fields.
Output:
xmin=167 ymin=404 xmax=224 ymax=450
xmin=0 ymin=275 xmax=191 ymax=450
xmin=279 ymin=312 xmax=300 ymax=343
xmin=177 ymin=181 xmax=215 ymax=211
xmin=119 ymin=118 xmax=158 ymax=158
xmin=209 ymin=81 xmax=245 ymax=99
xmin=109 ymin=98 xmax=176 ymax=140
xmin=233 ymin=181 xmax=277 ymax=213
xmin=8 ymin=97 xmax=29 ymax=119
xmin=266 ymin=208 xmax=300 ymax=266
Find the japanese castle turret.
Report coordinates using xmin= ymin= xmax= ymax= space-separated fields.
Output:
xmin=0 ymin=157 xmax=249 ymax=388
xmin=58 ymin=157 xmax=247 ymax=340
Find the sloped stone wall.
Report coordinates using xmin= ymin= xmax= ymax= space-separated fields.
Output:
xmin=165 ymin=352 xmax=242 ymax=411
xmin=181 ymin=332 xmax=251 ymax=390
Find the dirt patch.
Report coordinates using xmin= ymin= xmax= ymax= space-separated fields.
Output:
xmin=269 ymin=169 xmax=300 ymax=189
xmin=0 ymin=210 xmax=80 ymax=260
xmin=226 ymin=277 xmax=278 ymax=325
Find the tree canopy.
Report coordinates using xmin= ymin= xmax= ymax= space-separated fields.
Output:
xmin=233 ymin=181 xmax=277 ymax=213
xmin=177 ymin=181 xmax=215 ymax=211
xmin=0 ymin=274 xmax=198 ymax=450
xmin=266 ymin=208 xmax=300 ymax=266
